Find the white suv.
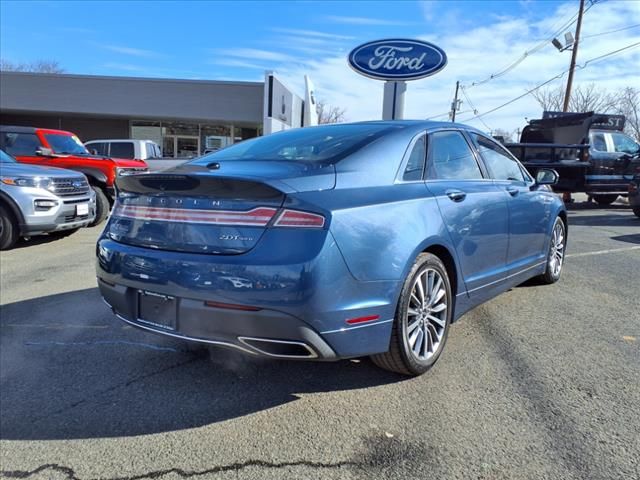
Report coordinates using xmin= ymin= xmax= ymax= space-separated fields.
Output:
xmin=85 ymin=139 xmax=162 ymax=161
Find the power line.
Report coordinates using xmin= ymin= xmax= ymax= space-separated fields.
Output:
xmin=582 ymin=23 xmax=640 ymax=39
xmin=460 ymin=87 xmax=492 ymax=131
xmin=465 ymin=1 xmax=596 ymax=89
xmin=458 ymin=41 xmax=640 ymax=122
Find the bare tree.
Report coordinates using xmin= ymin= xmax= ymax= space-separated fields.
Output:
xmin=530 ymin=83 xmax=617 ymax=113
xmin=614 ymin=87 xmax=640 ymax=142
xmin=0 ymin=59 xmax=65 ymax=74
xmin=491 ymin=128 xmax=514 ymax=142
xmin=316 ymin=100 xmax=347 ymax=124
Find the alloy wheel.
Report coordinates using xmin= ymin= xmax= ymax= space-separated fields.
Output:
xmin=549 ymin=220 xmax=565 ymax=277
xmin=405 ymin=268 xmax=448 ymax=361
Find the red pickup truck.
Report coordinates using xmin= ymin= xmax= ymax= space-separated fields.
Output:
xmin=0 ymin=126 xmax=148 ymax=225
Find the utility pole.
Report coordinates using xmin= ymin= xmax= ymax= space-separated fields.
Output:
xmin=451 ymin=81 xmax=461 ymax=122
xmin=562 ymin=0 xmax=585 ymax=112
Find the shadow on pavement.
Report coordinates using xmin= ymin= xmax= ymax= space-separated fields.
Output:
xmin=0 ymin=288 xmax=404 ymax=441
xmin=567 ymin=211 xmax=638 ymax=227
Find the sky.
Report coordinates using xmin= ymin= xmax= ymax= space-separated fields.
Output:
xmin=1 ymin=0 xmax=639 ymax=134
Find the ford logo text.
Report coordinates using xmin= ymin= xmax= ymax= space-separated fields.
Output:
xmin=348 ymin=39 xmax=447 ymax=81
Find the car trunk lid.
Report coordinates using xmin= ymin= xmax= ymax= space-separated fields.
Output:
xmin=109 ymin=172 xmax=286 ymax=254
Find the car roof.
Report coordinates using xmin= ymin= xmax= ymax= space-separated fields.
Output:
xmin=0 ymin=125 xmax=75 ymax=136
xmin=0 ymin=125 xmax=37 ymax=133
xmin=86 ymin=139 xmax=156 ymax=143
xmin=309 ymin=119 xmax=484 ymax=136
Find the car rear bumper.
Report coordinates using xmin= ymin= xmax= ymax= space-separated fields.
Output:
xmin=96 ymin=234 xmax=399 ymax=360
xmin=99 ymin=278 xmax=339 ymax=359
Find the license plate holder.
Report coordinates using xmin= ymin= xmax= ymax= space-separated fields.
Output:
xmin=138 ymin=291 xmax=176 ymax=330
xmin=76 ymin=203 xmax=89 ymax=216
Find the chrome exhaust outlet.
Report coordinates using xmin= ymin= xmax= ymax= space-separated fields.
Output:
xmin=237 ymin=336 xmax=318 ymax=359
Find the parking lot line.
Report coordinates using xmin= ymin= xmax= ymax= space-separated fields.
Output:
xmin=566 ymin=245 xmax=640 ymax=258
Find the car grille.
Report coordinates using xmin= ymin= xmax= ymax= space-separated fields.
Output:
xmin=64 ymin=214 xmax=90 ymax=223
xmin=51 ymin=177 xmax=91 ymax=197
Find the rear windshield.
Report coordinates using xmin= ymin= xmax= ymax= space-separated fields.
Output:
xmin=44 ymin=133 xmax=89 ymax=155
xmin=191 ymin=124 xmax=394 ymax=165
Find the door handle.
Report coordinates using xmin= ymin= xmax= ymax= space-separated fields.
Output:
xmin=506 ymin=186 xmax=519 ymax=197
xmin=446 ymin=189 xmax=467 ymax=202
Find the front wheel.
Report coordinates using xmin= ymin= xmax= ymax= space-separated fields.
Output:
xmin=371 ymin=253 xmax=452 ymax=376
xmin=538 ymin=217 xmax=566 ymax=284
xmin=0 ymin=204 xmax=19 ymax=250
xmin=89 ymin=186 xmax=109 ymax=227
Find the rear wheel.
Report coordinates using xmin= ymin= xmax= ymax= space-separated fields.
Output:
xmin=538 ymin=217 xmax=566 ymax=284
xmin=89 ymin=186 xmax=109 ymax=226
xmin=371 ymin=253 xmax=452 ymax=376
xmin=633 ymin=207 xmax=640 ymax=219
xmin=0 ymin=204 xmax=19 ymax=250
xmin=592 ymin=194 xmax=618 ymax=205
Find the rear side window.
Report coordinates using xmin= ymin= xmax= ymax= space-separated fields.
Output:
xmin=426 ymin=131 xmax=483 ymax=180
xmin=146 ymin=143 xmax=158 ymax=158
xmin=1 ymin=132 xmax=41 ymax=156
xmin=471 ymin=133 xmax=525 ymax=182
xmin=109 ymin=142 xmax=135 ymax=159
xmin=88 ymin=142 xmax=107 ymax=155
xmin=403 ymin=135 xmax=426 ymax=181
xmin=590 ymin=133 xmax=607 ymax=152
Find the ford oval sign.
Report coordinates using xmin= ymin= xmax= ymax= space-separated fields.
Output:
xmin=348 ymin=39 xmax=447 ymax=81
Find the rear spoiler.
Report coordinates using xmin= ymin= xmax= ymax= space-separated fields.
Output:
xmin=115 ymin=172 xmax=284 ymax=201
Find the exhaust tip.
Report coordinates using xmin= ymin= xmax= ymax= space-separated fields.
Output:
xmin=238 ymin=337 xmax=318 ymax=359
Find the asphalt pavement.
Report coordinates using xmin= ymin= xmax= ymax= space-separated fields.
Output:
xmin=1 ymin=199 xmax=638 ymax=480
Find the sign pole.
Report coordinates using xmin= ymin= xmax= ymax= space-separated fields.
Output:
xmin=382 ymin=81 xmax=407 ymax=120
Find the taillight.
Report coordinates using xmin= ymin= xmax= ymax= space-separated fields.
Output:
xmin=273 ymin=209 xmax=325 ymax=228
xmin=112 ymin=205 xmax=277 ymax=226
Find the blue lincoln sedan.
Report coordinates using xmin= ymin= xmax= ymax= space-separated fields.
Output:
xmin=97 ymin=121 xmax=566 ymax=375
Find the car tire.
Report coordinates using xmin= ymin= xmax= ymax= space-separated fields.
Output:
xmin=0 ymin=204 xmax=19 ymax=250
xmin=538 ymin=217 xmax=566 ymax=284
xmin=90 ymin=186 xmax=109 ymax=226
xmin=371 ymin=253 xmax=452 ymax=376
xmin=592 ymin=194 xmax=618 ymax=205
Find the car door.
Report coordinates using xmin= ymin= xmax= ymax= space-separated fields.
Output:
xmin=469 ymin=133 xmax=550 ymax=273
xmin=425 ymin=130 xmax=509 ymax=301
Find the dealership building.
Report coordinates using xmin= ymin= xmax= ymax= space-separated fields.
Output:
xmin=0 ymin=71 xmax=303 ymax=158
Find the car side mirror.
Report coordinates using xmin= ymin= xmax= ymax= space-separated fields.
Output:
xmin=35 ymin=147 xmax=53 ymax=157
xmin=536 ymin=168 xmax=559 ymax=186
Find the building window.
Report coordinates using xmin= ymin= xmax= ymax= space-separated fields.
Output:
xmin=201 ymin=124 xmax=232 ymax=154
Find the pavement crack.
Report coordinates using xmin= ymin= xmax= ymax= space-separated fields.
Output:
xmin=40 ymin=355 xmax=203 ymax=420
xmin=1 ymin=459 xmax=359 ymax=480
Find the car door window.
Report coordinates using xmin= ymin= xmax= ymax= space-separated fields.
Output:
xmin=2 ymin=132 xmax=40 ymax=156
xmin=426 ymin=131 xmax=483 ymax=180
xmin=109 ymin=142 xmax=135 ymax=159
xmin=88 ymin=142 xmax=107 ymax=155
xmin=471 ymin=133 xmax=526 ymax=182
xmin=611 ymin=132 xmax=639 ymax=154
xmin=590 ymin=133 xmax=607 ymax=152
xmin=403 ymin=135 xmax=426 ymax=181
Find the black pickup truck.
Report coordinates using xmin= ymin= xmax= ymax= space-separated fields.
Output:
xmin=505 ymin=112 xmax=640 ymax=205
